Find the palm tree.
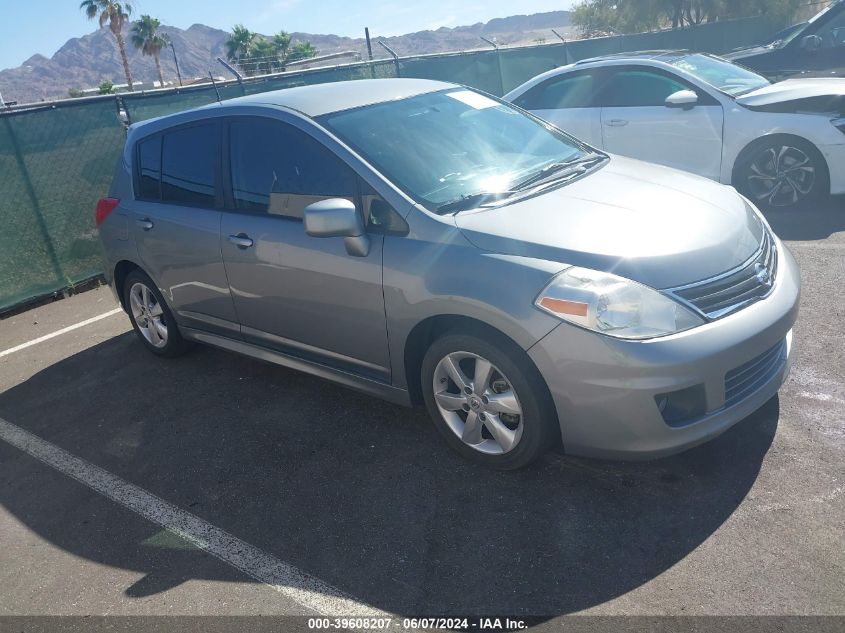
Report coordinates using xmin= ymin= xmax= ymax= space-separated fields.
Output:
xmin=273 ymin=31 xmax=292 ymax=58
xmin=287 ymin=41 xmax=318 ymax=63
xmin=225 ymin=24 xmax=256 ymax=65
xmin=250 ymin=38 xmax=280 ymax=75
xmin=80 ymin=1 xmax=134 ymax=90
xmin=131 ymin=15 xmax=170 ymax=88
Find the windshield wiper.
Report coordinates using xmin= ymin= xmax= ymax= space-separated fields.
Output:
xmin=436 ymin=190 xmax=518 ymax=214
xmin=512 ymin=153 xmax=606 ymax=191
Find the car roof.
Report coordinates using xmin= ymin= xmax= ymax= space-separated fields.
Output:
xmin=574 ymin=50 xmax=691 ymax=65
xmin=220 ymin=77 xmax=454 ymax=118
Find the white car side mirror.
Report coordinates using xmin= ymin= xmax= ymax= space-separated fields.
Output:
xmin=665 ymin=90 xmax=699 ymax=110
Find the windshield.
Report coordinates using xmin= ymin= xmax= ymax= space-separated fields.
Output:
xmin=778 ymin=0 xmax=839 ymax=47
xmin=671 ymin=53 xmax=770 ymax=97
xmin=318 ymin=89 xmax=590 ymax=212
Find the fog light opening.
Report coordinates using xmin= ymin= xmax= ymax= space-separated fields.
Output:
xmin=655 ymin=384 xmax=707 ymax=427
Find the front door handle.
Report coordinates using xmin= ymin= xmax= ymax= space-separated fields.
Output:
xmin=136 ymin=218 xmax=154 ymax=231
xmin=228 ymin=234 xmax=254 ymax=249
xmin=605 ymin=119 xmax=629 ymax=127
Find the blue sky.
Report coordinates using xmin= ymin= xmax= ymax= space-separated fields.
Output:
xmin=0 ymin=0 xmax=577 ymax=70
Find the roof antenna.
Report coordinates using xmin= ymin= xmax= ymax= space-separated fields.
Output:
xmin=208 ymin=72 xmax=222 ymax=103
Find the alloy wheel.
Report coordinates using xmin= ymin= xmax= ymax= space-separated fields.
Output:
xmin=432 ymin=351 xmax=524 ymax=455
xmin=129 ymin=282 xmax=168 ymax=348
xmin=745 ymin=144 xmax=816 ymax=208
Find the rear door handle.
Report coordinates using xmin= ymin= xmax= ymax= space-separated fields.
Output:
xmin=605 ymin=119 xmax=629 ymax=127
xmin=228 ymin=234 xmax=254 ymax=249
xmin=136 ymin=218 xmax=154 ymax=231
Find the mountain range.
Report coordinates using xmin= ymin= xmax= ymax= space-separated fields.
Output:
xmin=0 ymin=11 xmax=574 ymax=104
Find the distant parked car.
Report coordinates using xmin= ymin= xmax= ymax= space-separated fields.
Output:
xmin=505 ymin=51 xmax=845 ymax=209
xmin=97 ymin=79 xmax=799 ymax=469
xmin=726 ymin=0 xmax=845 ymax=79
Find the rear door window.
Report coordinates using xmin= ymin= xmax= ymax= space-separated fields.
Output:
xmin=514 ymin=70 xmax=598 ymax=109
xmin=136 ymin=136 xmax=161 ymax=200
xmin=160 ymin=123 xmax=219 ymax=207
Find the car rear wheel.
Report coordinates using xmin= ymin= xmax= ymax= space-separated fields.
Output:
xmin=421 ymin=332 xmax=558 ymax=469
xmin=123 ymin=270 xmax=190 ymax=357
xmin=735 ymin=137 xmax=829 ymax=211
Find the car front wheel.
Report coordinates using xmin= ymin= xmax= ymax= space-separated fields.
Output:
xmin=421 ymin=332 xmax=558 ymax=469
xmin=735 ymin=137 xmax=829 ymax=211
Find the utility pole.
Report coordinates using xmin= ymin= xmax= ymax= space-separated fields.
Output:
xmin=0 ymin=90 xmax=5 ymax=107
xmin=365 ymin=27 xmax=373 ymax=60
xmin=170 ymin=40 xmax=183 ymax=87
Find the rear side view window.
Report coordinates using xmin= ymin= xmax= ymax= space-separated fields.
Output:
xmin=516 ymin=72 xmax=596 ymax=110
xmin=228 ymin=118 xmax=356 ymax=219
xmin=137 ymin=136 xmax=161 ymax=199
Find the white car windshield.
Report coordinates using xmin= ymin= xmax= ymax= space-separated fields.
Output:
xmin=671 ymin=53 xmax=771 ymax=97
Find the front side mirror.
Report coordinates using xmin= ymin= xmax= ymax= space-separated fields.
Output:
xmin=832 ymin=27 xmax=845 ymax=47
xmin=303 ymin=198 xmax=370 ymax=257
xmin=800 ymin=34 xmax=823 ymax=52
xmin=665 ymin=90 xmax=699 ymax=109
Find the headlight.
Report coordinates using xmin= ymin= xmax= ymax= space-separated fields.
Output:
xmin=833 ymin=117 xmax=845 ymax=137
xmin=535 ymin=267 xmax=705 ymax=339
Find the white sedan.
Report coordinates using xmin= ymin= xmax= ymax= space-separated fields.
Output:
xmin=504 ymin=52 xmax=845 ymax=209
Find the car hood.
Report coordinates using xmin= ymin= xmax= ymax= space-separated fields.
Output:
xmin=454 ymin=156 xmax=765 ymax=290
xmin=724 ymin=45 xmax=772 ymax=61
xmin=736 ymin=77 xmax=845 ymax=107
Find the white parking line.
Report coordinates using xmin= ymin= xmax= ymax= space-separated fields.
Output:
xmin=0 ymin=309 xmax=123 ymax=358
xmin=0 ymin=416 xmax=389 ymax=617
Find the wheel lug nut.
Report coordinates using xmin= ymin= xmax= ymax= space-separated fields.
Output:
xmin=481 ymin=395 xmax=489 ymax=405
xmin=462 ymin=404 xmax=470 ymax=412
xmin=479 ymin=413 xmax=486 ymax=421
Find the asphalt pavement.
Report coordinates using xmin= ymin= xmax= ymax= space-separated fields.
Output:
xmin=0 ymin=199 xmax=842 ymax=626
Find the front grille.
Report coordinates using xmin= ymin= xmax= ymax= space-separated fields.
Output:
xmin=668 ymin=231 xmax=777 ymax=319
xmin=724 ymin=339 xmax=786 ymax=407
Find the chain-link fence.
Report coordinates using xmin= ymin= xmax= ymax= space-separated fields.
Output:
xmin=0 ymin=15 xmax=782 ymax=312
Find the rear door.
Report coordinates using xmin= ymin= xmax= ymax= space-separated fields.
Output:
xmin=219 ymin=116 xmax=391 ymax=380
xmin=130 ymin=122 xmax=239 ymax=336
xmin=598 ymin=65 xmax=724 ymax=181
xmin=511 ymin=69 xmax=604 ymax=147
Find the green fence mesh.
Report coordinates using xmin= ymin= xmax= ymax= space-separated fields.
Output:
xmin=0 ymin=16 xmax=783 ymax=311
xmin=0 ymin=99 xmax=125 ymax=310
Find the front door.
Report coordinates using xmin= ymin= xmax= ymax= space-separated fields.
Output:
xmin=220 ymin=116 xmax=390 ymax=380
xmin=598 ymin=66 xmax=724 ymax=182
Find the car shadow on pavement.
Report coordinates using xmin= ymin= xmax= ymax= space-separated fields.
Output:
xmin=764 ymin=195 xmax=845 ymax=241
xmin=0 ymin=332 xmax=780 ymax=616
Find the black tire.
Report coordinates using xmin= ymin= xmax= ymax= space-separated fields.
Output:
xmin=123 ymin=269 xmax=191 ymax=358
xmin=420 ymin=331 xmax=558 ymax=470
xmin=734 ymin=136 xmax=829 ymax=211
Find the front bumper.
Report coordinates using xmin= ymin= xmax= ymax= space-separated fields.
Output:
xmin=528 ymin=239 xmax=800 ymax=460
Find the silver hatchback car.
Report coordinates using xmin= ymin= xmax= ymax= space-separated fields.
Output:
xmin=96 ymin=79 xmax=799 ymax=469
